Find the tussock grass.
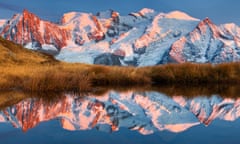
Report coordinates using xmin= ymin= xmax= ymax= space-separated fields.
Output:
xmin=0 ymin=64 xmax=92 ymax=91
xmin=0 ymin=64 xmax=151 ymax=91
xmin=1 ymin=37 xmax=240 ymax=92
xmin=89 ymin=65 xmax=151 ymax=86
xmin=146 ymin=63 xmax=240 ymax=85
xmin=2 ymin=62 xmax=240 ymax=92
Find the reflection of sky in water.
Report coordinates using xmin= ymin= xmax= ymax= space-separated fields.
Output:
xmin=1 ymin=119 xmax=240 ymax=144
xmin=0 ymin=91 xmax=240 ymax=144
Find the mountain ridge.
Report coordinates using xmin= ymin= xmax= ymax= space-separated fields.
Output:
xmin=1 ymin=8 xmax=240 ymax=66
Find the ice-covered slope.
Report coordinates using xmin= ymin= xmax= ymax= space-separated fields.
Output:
xmin=0 ymin=91 xmax=240 ymax=134
xmin=1 ymin=9 xmax=240 ymax=66
xmin=56 ymin=9 xmax=200 ymax=65
xmin=170 ymin=18 xmax=240 ymax=63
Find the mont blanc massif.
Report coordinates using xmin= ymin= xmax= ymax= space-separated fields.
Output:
xmin=1 ymin=8 xmax=240 ymax=66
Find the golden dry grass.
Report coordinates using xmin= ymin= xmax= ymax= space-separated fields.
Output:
xmin=1 ymin=37 xmax=240 ymax=92
xmin=0 ymin=63 xmax=151 ymax=91
xmin=2 ymin=61 xmax=240 ymax=92
xmin=145 ymin=62 xmax=240 ymax=85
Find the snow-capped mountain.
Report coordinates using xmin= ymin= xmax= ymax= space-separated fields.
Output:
xmin=0 ymin=91 xmax=239 ymax=134
xmin=170 ymin=18 xmax=240 ymax=63
xmin=1 ymin=9 xmax=240 ymax=66
xmin=0 ymin=10 xmax=70 ymax=55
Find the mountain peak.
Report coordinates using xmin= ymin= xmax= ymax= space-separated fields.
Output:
xmin=22 ymin=9 xmax=40 ymax=22
xmin=139 ymin=8 xmax=155 ymax=15
xmin=202 ymin=17 xmax=213 ymax=24
xmin=61 ymin=12 xmax=82 ymax=24
xmin=223 ymin=23 xmax=237 ymax=28
xmin=165 ymin=11 xmax=199 ymax=21
xmin=130 ymin=8 xmax=156 ymax=18
xmin=22 ymin=9 xmax=35 ymax=17
xmin=221 ymin=23 xmax=238 ymax=32
xmin=23 ymin=9 xmax=30 ymax=14
xmin=197 ymin=17 xmax=220 ymax=38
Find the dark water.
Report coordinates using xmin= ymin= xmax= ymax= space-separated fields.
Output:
xmin=0 ymin=89 xmax=240 ymax=144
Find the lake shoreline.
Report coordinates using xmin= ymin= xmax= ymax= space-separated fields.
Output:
xmin=1 ymin=62 xmax=240 ymax=92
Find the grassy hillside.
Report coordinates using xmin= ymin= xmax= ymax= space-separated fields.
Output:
xmin=0 ymin=37 xmax=150 ymax=91
xmin=0 ymin=37 xmax=57 ymax=65
xmin=1 ymin=37 xmax=240 ymax=92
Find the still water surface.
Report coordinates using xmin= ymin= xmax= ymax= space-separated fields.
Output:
xmin=0 ymin=89 xmax=240 ymax=144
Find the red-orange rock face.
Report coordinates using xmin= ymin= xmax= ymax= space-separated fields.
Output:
xmin=0 ymin=10 xmax=71 ymax=49
xmin=10 ymin=96 xmax=72 ymax=132
xmin=196 ymin=18 xmax=220 ymax=38
xmin=0 ymin=10 xmax=122 ymax=49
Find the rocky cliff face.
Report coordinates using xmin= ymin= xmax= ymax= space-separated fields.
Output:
xmin=1 ymin=9 xmax=240 ymax=65
xmin=0 ymin=91 xmax=239 ymax=135
xmin=0 ymin=10 xmax=71 ymax=52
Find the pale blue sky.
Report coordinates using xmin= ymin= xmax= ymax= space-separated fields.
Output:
xmin=0 ymin=0 xmax=239 ymax=24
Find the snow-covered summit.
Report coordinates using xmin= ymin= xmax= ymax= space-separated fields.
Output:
xmin=130 ymin=8 xmax=157 ymax=19
xmin=61 ymin=12 xmax=83 ymax=24
xmin=165 ymin=11 xmax=200 ymax=21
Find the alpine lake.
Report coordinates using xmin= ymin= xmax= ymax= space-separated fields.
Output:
xmin=0 ymin=85 xmax=240 ymax=144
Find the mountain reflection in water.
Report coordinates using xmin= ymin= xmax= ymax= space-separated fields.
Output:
xmin=0 ymin=89 xmax=240 ymax=135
